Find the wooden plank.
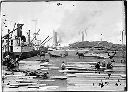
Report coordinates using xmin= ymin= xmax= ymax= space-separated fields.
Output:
xmin=67 ymin=79 xmax=126 ymax=82
xmin=68 ymin=77 xmax=124 ymax=80
xmin=65 ymin=65 xmax=76 ymax=67
xmin=39 ymin=68 xmax=49 ymax=71
xmin=38 ymin=84 xmax=47 ymax=86
xmin=38 ymin=86 xmax=59 ymax=91
xmin=5 ymin=75 xmax=23 ymax=77
xmin=59 ymin=70 xmax=97 ymax=73
xmin=67 ymin=77 xmax=126 ymax=83
xmin=9 ymin=83 xmax=37 ymax=86
xmin=18 ymin=76 xmax=37 ymax=79
xmin=49 ymin=66 xmax=59 ymax=69
xmin=27 ymin=86 xmax=39 ymax=88
xmin=39 ymin=80 xmax=55 ymax=82
xmin=16 ymin=80 xmax=33 ymax=83
xmin=67 ymin=62 xmax=97 ymax=64
xmin=75 ymin=73 xmax=122 ymax=76
xmin=104 ymin=69 xmax=125 ymax=72
xmin=8 ymin=86 xmax=19 ymax=88
xmin=74 ymin=75 xmax=121 ymax=78
xmin=113 ymin=65 xmax=125 ymax=67
xmin=15 ymin=79 xmax=37 ymax=83
xmin=68 ymin=83 xmax=126 ymax=87
xmin=58 ymin=70 xmax=78 ymax=73
xmin=50 ymin=76 xmax=67 ymax=79
xmin=66 ymin=74 xmax=76 ymax=77
xmin=67 ymin=77 xmax=126 ymax=80
xmin=40 ymin=64 xmax=52 ymax=66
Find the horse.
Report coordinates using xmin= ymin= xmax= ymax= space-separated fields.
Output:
xmin=64 ymin=51 xmax=68 ymax=57
xmin=37 ymin=51 xmax=45 ymax=59
xmin=40 ymin=51 xmax=45 ymax=58
xmin=76 ymin=52 xmax=85 ymax=58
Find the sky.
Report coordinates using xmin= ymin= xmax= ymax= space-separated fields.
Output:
xmin=1 ymin=1 xmax=125 ymax=46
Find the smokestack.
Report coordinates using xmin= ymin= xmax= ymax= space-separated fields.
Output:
xmin=28 ymin=30 xmax=30 ymax=45
xmin=53 ymin=30 xmax=57 ymax=47
xmin=101 ymin=34 xmax=103 ymax=42
xmin=122 ymin=30 xmax=125 ymax=44
xmin=82 ymin=31 xmax=84 ymax=42
xmin=122 ymin=31 xmax=123 ymax=44
xmin=17 ymin=24 xmax=23 ymax=37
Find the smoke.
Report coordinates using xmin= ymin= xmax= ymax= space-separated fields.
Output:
xmin=56 ymin=2 xmax=102 ymax=45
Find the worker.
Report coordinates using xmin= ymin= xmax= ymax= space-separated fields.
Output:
xmin=95 ymin=61 xmax=101 ymax=74
xmin=5 ymin=55 xmax=11 ymax=70
xmin=43 ymin=72 xmax=49 ymax=79
xmin=61 ymin=61 xmax=66 ymax=70
xmin=108 ymin=73 xmax=111 ymax=78
xmin=3 ymin=55 xmax=10 ymax=66
xmin=8 ymin=58 xmax=16 ymax=71
xmin=15 ymin=57 xmax=19 ymax=67
xmin=95 ymin=62 xmax=100 ymax=70
xmin=101 ymin=82 xmax=104 ymax=88
xmin=101 ymin=60 xmax=106 ymax=67
xmin=107 ymin=61 xmax=113 ymax=69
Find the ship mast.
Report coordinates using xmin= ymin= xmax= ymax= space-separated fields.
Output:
xmin=32 ymin=19 xmax=38 ymax=40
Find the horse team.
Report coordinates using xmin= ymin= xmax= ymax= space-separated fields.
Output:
xmin=40 ymin=50 xmax=116 ymax=59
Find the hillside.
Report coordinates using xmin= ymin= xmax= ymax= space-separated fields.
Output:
xmin=69 ymin=41 xmax=126 ymax=51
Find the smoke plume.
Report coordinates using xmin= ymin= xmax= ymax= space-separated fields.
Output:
xmin=56 ymin=2 xmax=102 ymax=45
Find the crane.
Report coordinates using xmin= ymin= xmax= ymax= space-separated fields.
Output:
xmin=31 ymin=29 xmax=40 ymax=43
xmin=40 ymin=36 xmax=49 ymax=46
xmin=41 ymin=37 xmax=52 ymax=46
xmin=2 ymin=23 xmax=17 ymax=39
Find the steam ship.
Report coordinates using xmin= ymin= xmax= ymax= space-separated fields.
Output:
xmin=2 ymin=23 xmax=41 ymax=59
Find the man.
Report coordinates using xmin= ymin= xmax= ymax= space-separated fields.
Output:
xmin=107 ymin=50 xmax=116 ymax=59
xmin=101 ymin=60 xmax=106 ymax=67
xmin=107 ymin=61 xmax=113 ymax=69
xmin=3 ymin=55 xmax=10 ymax=66
xmin=95 ymin=62 xmax=101 ymax=74
xmin=15 ymin=57 xmax=20 ymax=71
xmin=95 ymin=62 xmax=100 ymax=70
xmin=61 ymin=61 xmax=66 ymax=70
xmin=43 ymin=72 xmax=49 ymax=79
xmin=5 ymin=55 xmax=12 ymax=70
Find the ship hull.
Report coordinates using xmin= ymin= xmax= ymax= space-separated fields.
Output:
xmin=2 ymin=50 xmax=40 ymax=60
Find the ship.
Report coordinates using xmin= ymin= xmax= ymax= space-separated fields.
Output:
xmin=2 ymin=23 xmax=49 ymax=60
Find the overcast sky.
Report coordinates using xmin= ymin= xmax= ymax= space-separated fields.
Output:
xmin=1 ymin=1 xmax=125 ymax=46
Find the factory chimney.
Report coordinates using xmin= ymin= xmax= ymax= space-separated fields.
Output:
xmin=28 ymin=30 xmax=30 ymax=45
xmin=82 ymin=31 xmax=84 ymax=42
xmin=53 ymin=30 xmax=58 ymax=47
